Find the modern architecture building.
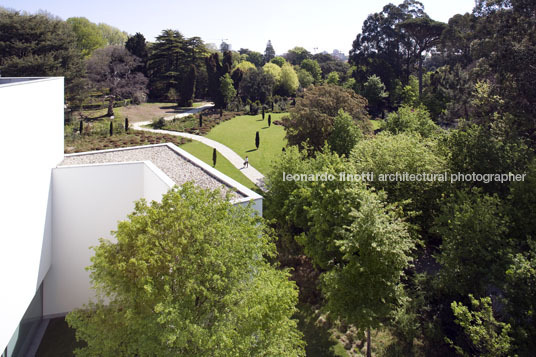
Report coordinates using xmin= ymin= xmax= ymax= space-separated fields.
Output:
xmin=0 ymin=77 xmax=262 ymax=356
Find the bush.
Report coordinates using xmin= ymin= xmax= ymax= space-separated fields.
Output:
xmin=152 ymin=117 xmax=166 ymax=129
xmin=383 ymin=105 xmax=439 ymax=137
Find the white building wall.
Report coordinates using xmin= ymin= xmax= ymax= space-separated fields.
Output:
xmin=0 ymin=78 xmax=63 ymax=349
xmin=44 ymin=162 xmax=172 ymax=316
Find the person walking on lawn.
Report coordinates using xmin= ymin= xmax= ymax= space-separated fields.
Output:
xmin=244 ymin=156 xmax=249 ymax=168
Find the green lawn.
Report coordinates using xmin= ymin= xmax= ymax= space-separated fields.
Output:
xmin=203 ymin=113 xmax=288 ymax=175
xmin=180 ymin=140 xmax=257 ymax=191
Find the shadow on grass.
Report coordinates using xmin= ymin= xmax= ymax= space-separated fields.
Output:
xmin=261 ymin=126 xmax=269 ymax=129
xmin=246 ymin=148 xmax=257 ymax=152
xmin=36 ymin=317 xmax=85 ymax=357
xmin=296 ymin=304 xmax=348 ymax=357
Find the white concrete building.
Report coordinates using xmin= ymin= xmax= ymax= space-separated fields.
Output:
xmin=0 ymin=78 xmax=262 ymax=356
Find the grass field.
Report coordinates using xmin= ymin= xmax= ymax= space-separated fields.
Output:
xmin=180 ymin=141 xmax=257 ymax=191
xmin=203 ymin=113 xmax=288 ymax=176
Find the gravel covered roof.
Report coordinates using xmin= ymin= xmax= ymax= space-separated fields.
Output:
xmin=59 ymin=145 xmax=245 ymax=199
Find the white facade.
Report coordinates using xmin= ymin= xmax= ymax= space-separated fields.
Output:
xmin=0 ymin=78 xmax=263 ymax=354
xmin=0 ymin=78 xmax=64 ymax=351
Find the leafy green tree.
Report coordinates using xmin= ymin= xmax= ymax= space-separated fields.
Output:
xmin=235 ymin=60 xmax=255 ymax=73
xmin=442 ymin=121 xmax=530 ymax=196
xmin=270 ymin=56 xmax=286 ymax=67
xmin=504 ymin=243 xmax=536 ymax=355
xmin=219 ymin=73 xmax=236 ymax=109
xmin=179 ymin=64 xmax=196 ymax=107
xmin=264 ymin=147 xmax=415 ymax=357
xmin=97 ymin=23 xmax=128 ymax=46
xmin=447 ymin=295 xmax=514 ymax=357
xmin=66 ymin=184 xmax=305 ymax=357
xmin=327 ymin=109 xmax=363 ymax=157
xmin=244 ymin=50 xmax=264 ymax=67
xmin=325 ymin=71 xmax=340 ymax=85
xmin=351 ymin=132 xmax=446 ymax=236
xmin=148 ymin=30 xmax=208 ymax=100
xmin=321 ymin=192 xmax=415 ymax=357
xmin=125 ymin=32 xmax=148 ymax=74
xmin=300 ymin=59 xmax=322 ymax=84
xmin=362 ymin=74 xmax=388 ymax=117
xmin=66 ymin=17 xmax=107 ymax=57
xmin=262 ymin=62 xmax=282 ymax=88
xmin=212 ymin=148 xmax=217 ymax=166
xmin=239 ymin=68 xmax=275 ymax=104
xmin=284 ymin=85 xmax=371 ymax=153
xmin=432 ymin=189 xmax=511 ymax=297
xmin=296 ymin=68 xmax=314 ymax=89
xmin=284 ymin=46 xmax=312 ymax=65
xmin=87 ymin=46 xmax=148 ymax=116
xmin=255 ymin=131 xmax=260 ymax=149
xmin=398 ymin=17 xmax=447 ymax=96
xmin=383 ymin=105 xmax=439 ymax=137
xmin=0 ymin=10 xmax=86 ymax=106
xmin=264 ymin=40 xmax=275 ymax=63
xmin=279 ymin=63 xmax=299 ymax=96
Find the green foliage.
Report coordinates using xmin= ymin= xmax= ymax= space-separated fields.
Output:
xmin=447 ymin=295 xmax=514 ymax=357
xmin=351 ymin=132 xmax=447 ymax=233
xmin=219 ymin=73 xmax=236 ymax=109
xmin=97 ymin=23 xmax=128 ymax=46
xmin=400 ymin=76 xmax=420 ymax=107
xmin=148 ymin=30 xmax=208 ymax=100
xmin=66 ymin=17 xmax=107 ymax=57
xmin=284 ymin=85 xmax=370 ymax=152
xmin=239 ymin=68 xmax=275 ymax=104
xmin=432 ymin=189 xmax=511 ymax=296
xmin=383 ymin=105 xmax=439 ymax=138
xmin=300 ymin=59 xmax=322 ymax=83
xmin=321 ymin=192 xmax=415 ymax=330
xmin=179 ymin=64 xmax=196 ymax=107
xmin=442 ymin=121 xmax=530 ymax=196
xmin=508 ymin=158 xmax=536 ymax=244
xmin=362 ymin=74 xmax=388 ymax=117
xmin=66 ymin=184 xmax=305 ymax=356
xmin=327 ymin=109 xmax=363 ymax=157
xmin=279 ymin=63 xmax=299 ymax=96
xmin=504 ymin=242 xmax=536 ymax=354
xmin=270 ymin=56 xmax=286 ymax=67
xmin=212 ymin=148 xmax=217 ymax=166
xmin=325 ymin=71 xmax=340 ymax=85
xmin=255 ymin=131 xmax=260 ymax=149
xmin=262 ymin=62 xmax=282 ymax=86
xmin=0 ymin=10 xmax=86 ymax=105
xmin=297 ymin=68 xmax=314 ymax=89
xmin=285 ymin=46 xmax=312 ymax=65
xmin=264 ymin=40 xmax=275 ymax=63
xmin=235 ymin=60 xmax=256 ymax=73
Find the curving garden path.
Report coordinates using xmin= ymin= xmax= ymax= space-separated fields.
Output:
xmin=132 ymin=103 xmax=266 ymax=191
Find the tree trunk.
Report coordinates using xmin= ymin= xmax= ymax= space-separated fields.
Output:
xmin=367 ymin=328 xmax=371 ymax=357
xmin=418 ymin=54 xmax=423 ymax=98
xmin=107 ymin=97 xmax=115 ymax=117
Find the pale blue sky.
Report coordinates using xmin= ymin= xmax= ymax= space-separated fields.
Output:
xmin=1 ymin=0 xmax=475 ymax=54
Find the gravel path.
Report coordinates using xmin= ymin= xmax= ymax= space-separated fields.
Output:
xmin=132 ymin=104 xmax=267 ymax=191
xmin=60 ymin=145 xmax=244 ymax=199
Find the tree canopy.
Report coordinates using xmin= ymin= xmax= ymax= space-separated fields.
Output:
xmin=67 ymin=184 xmax=305 ymax=357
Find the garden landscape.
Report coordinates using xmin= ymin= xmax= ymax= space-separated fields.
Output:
xmin=1 ymin=0 xmax=536 ymax=356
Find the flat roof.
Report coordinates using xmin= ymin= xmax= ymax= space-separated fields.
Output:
xmin=0 ymin=77 xmax=62 ymax=87
xmin=59 ymin=144 xmax=257 ymax=200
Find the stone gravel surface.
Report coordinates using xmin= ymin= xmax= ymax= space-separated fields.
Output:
xmin=60 ymin=146 xmax=244 ymax=199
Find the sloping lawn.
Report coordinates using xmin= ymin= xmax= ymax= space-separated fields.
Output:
xmin=180 ymin=141 xmax=257 ymax=191
xmin=204 ymin=113 xmax=288 ymax=175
